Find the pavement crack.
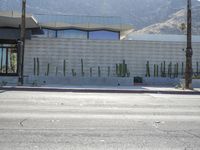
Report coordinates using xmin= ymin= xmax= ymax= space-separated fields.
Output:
xmin=184 ymin=130 xmax=200 ymax=139
xmin=154 ymin=127 xmax=178 ymax=134
xmin=152 ymin=124 xmax=180 ymax=134
xmin=19 ymin=119 xmax=28 ymax=127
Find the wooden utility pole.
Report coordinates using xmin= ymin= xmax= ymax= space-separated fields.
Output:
xmin=19 ymin=0 xmax=26 ymax=85
xmin=185 ymin=0 xmax=193 ymax=89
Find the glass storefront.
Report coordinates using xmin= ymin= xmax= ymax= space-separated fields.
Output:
xmin=0 ymin=43 xmax=18 ymax=75
xmin=38 ymin=28 xmax=119 ymax=40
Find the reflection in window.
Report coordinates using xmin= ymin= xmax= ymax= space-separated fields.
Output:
xmin=89 ymin=30 xmax=119 ymax=40
xmin=0 ymin=48 xmax=6 ymax=73
xmin=36 ymin=29 xmax=120 ymax=40
xmin=0 ymin=44 xmax=17 ymax=47
xmin=43 ymin=29 xmax=57 ymax=38
xmin=57 ymin=30 xmax=87 ymax=39
xmin=7 ymin=48 xmax=17 ymax=74
xmin=0 ymin=45 xmax=18 ymax=75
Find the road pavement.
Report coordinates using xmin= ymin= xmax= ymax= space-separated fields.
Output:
xmin=0 ymin=90 xmax=200 ymax=150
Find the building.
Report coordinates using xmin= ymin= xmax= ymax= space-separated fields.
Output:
xmin=0 ymin=12 xmax=200 ymax=86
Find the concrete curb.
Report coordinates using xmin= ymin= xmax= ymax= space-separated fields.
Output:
xmin=0 ymin=87 xmax=200 ymax=95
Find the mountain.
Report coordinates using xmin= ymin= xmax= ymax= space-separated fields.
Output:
xmin=0 ymin=0 xmax=200 ymax=33
xmin=128 ymin=5 xmax=200 ymax=35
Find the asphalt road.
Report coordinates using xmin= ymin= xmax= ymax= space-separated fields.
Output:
xmin=0 ymin=90 xmax=200 ymax=150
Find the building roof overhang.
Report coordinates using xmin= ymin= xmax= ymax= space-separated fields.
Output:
xmin=40 ymin=22 xmax=132 ymax=31
xmin=40 ymin=22 xmax=133 ymax=39
xmin=0 ymin=11 xmax=134 ymax=39
xmin=0 ymin=11 xmax=39 ymax=28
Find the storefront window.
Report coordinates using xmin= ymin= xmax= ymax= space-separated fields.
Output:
xmin=89 ymin=30 xmax=119 ymax=40
xmin=0 ymin=44 xmax=18 ymax=75
xmin=43 ymin=29 xmax=57 ymax=38
xmin=36 ymin=29 xmax=120 ymax=40
xmin=0 ymin=48 xmax=6 ymax=73
xmin=7 ymin=48 xmax=17 ymax=74
xmin=57 ymin=30 xmax=88 ymax=39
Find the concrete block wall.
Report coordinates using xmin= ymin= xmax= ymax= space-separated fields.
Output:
xmin=24 ymin=37 xmax=200 ymax=78
xmin=143 ymin=77 xmax=180 ymax=86
xmin=0 ymin=77 xmax=18 ymax=85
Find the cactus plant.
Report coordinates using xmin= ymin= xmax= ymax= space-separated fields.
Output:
xmin=46 ymin=63 xmax=50 ymax=76
xmin=163 ymin=61 xmax=166 ymax=77
xmin=56 ymin=66 xmax=58 ymax=76
xmin=116 ymin=60 xmax=129 ymax=77
xmin=98 ymin=66 xmax=101 ymax=77
xmin=154 ymin=64 xmax=156 ymax=77
xmin=157 ymin=65 xmax=159 ymax=77
xmin=90 ymin=67 xmax=92 ymax=77
xmin=160 ymin=61 xmax=166 ymax=77
xmin=154 ymin=64 xmax=158 ymax=77
xmin=170 ymin=62 xmax=172 ymax=78
xmin=33 ymin=58 xmax=36 ymax=76
xmin=146 ymin=61 xmax=150 ymax=77
xmin=168 ymin=63 xmax=170 ymax=77
xmin=81 ymin=59 xmax=84 ymax=77
xmin=119 ymin=63 xmax=123 ymax=77
xmin=168 ymin=62 xmax=172 ymax=78
xmin=174 ymin=64 xmax=179 ymax=78
xmin=63 ymin=60 xmax=66 ymax=76
xmin=37 ymin=58 xmax=39 ymax=76
xmin=116 ymin=64 xmax=119 ymax=77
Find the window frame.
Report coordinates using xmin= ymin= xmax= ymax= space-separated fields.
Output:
xmin=41 ymin=28 xmax=120 ymax=40
xmin=57 ymin=29 xmax=88 ymax=39
xmin=0 ymin=42 xmax=18 ymax=76
xmin=88 ymin=30 xmax=120 ymax=40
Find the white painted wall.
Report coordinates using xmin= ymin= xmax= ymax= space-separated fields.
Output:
xmin=24 ymin=36 xmax=200 ymax=78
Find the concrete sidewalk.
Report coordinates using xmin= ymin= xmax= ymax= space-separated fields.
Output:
xmin=0 ymin=85 xmax=200 ymax=95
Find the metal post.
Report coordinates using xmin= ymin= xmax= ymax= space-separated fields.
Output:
xmin=18 ymin=0 xmax=26 ymax=85
xmin=185 ymin=0 xmax=193 ymax=89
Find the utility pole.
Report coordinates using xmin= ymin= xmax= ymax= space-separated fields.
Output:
xmin=18 ymin=0 xmax=26 ymax=85
xmin=185 ymin=0 xmax=193 ymax=89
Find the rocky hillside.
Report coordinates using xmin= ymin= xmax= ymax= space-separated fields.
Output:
xmin=129 ymin=5 xmax=200 ymax=35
